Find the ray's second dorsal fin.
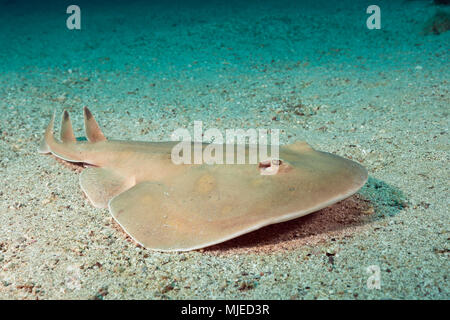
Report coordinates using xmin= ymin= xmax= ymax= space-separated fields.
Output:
xmin=83 ymin=106 xmax=107 ymax=142
xmin=61 ymin=110 xmax=76 ymax=143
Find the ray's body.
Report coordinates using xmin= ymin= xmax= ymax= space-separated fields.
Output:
xmin=39 ymin=108 xmax=368 ymax=251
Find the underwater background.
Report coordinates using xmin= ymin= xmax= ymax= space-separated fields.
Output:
xmin=0 ymin=0 xmax=448 ymax=299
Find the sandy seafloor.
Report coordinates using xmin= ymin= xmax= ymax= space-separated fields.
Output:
xmin=0 ymin=0 xmax=448 ymax=299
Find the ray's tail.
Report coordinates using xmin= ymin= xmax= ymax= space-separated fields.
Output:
xmin=37 ymin=111 xmax=56 ymax=154
xmin=38 ymin=107 xmax=107 ymax=161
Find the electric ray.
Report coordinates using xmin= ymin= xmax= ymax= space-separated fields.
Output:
xmin=38 ymin=108 xmax=368 ymax=252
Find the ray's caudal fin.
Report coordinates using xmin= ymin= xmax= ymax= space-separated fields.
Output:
xmin=37 ymin=111 xmax=55 ymax=154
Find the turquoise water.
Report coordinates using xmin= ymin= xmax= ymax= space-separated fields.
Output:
xmin=1 ymin=0 xmax=448 ymax=74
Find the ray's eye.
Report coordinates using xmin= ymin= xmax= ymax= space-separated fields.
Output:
xmin=258 ymin=159 xmax=282 ymax=168
xmin=271 ymin=159 xmax=282 ymax=166
xmin=259 ymin=159 xmax=283 ymax=175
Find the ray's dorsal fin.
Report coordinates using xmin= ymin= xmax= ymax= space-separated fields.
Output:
xmin=83 ymin=106 xmax=106 ymax=142
xmin=60 ymin=110 xmax=76 ymax=143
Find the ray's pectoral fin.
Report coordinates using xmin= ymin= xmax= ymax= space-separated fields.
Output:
xmin=80 ymin=167 xmax=133 ymax=208
xmin=106 ymin=166 xmax=280 ymax=252
xmin=108 ymin=181 xmax=224 ymax=252
xmin=108 ymin=182 xmax=183 ymax=251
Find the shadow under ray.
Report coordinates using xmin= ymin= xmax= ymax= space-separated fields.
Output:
xmin=204 ymin=177 xmax=407 ymax=255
